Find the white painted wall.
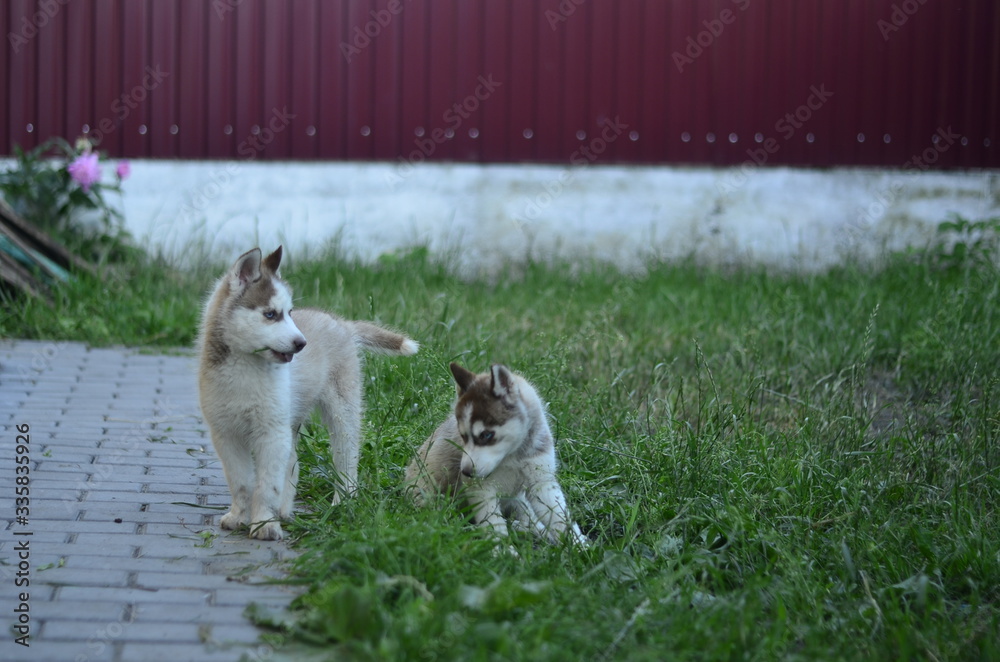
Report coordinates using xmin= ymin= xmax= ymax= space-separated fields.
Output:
xmin=95 ymin=159 xmax=1000 ymax=274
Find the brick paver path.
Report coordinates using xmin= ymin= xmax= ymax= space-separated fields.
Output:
xmin=1 ymin=340 xmax=299 ymax=661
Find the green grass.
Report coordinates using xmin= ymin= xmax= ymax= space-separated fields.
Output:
xmin=3 ymin=241 xmax=998 ymax=661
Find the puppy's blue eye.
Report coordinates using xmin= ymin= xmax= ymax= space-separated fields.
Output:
xmin=264 ymin=310 xmax=276 ymax=320
xmin=479 ymin=431 xmax=494 ymax=443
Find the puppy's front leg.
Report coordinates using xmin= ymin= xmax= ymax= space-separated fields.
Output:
xmin=468 ymin=485 xmax=520 ymax=556
xmin=527 ymin=480 xmax=588 ymax=547
xmin=248 ymin=428 xmax=292 ymax=540
xmin=209 ymin=431 xmax=254 ymax=531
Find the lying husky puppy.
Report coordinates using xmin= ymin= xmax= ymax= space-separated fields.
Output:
xmin=406 ymin=362 xmax=587 ymax=547
xmin=198 ymin=246 xmax=418 ymax=540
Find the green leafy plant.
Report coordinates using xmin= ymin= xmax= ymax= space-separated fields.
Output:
xmin=932 ymin=214 xmax=1000 ymax=269
xmin=0 ymin=136 xmax=131 ymax=257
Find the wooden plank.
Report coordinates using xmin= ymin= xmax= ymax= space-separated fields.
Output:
xmin=0 ymin=198 xmax=94 ymax=274
xmin=0 ymin=215 xmax=65 ymax=285
xmin=0 ymin=250 xmax=49 ymax=301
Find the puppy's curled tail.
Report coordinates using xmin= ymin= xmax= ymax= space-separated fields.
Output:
xmin=351 ymin=321 xmax=419 ymax=356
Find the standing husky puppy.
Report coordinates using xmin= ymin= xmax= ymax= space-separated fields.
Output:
xmin=406 ymin=363 xmax=587 ymax=547
xmin=198 ymin=246 xmax=418 ymax=540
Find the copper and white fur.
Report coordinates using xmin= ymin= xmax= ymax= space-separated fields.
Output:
xmin=406 ymin=363 xmax=587 ymax=547
xmin=198 ymin=246 xmax=418 ymax=540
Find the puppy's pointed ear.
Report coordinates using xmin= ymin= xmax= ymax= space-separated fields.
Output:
xmin=262 ymin=245 xmax=283 ymax=275
xmin=450 ymin=362 xmax=477 ymax=395
xmin=490 ymin=364 xmax=516 ymax=401
xmin=232 ymin=248 xmax=262 ymax=289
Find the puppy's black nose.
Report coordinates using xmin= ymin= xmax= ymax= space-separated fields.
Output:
xmin=461 ymin=466 xmax=474 ymax=478
xmin=293 ymin=338 xmax=307 ymax=353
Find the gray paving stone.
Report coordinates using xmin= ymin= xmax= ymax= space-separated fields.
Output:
xmin=118 ymin=642 xmax=251 ymax=662
xmin=128 ymin=602 xmax=250 ymax=624
xmin=33 ymin=599 xmax=129 ymax=621
xmin=32 ymin=460 xmax=96 ymax=472
xmin=12 ymin=640 xmax=118 ymax=662
xmin=1 ymin=340 xmax=301 ymax=659
xmin=132 ymin=571 xmax=237 ymax=591
xmin=51 ymin=541 xmax=139 ymax=558
xmin=0 ymin=530 xmax=72 ymax=547
xmin=65 ymin=555 xmax=207 ymax=575
xmin=79 ymin=509 xmax=203 ymax=526
xmin=57 ymin=585 xmax=214 ymax=605
xmin=35 ymin=568 xmax=133 ymax=588
xmin=31 ymin=520 xmax=138 ymax=535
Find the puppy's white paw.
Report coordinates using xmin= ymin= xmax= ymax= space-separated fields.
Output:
xmin=220 ymin=510 xmax=246 ymax=530
xmin=250 ymin=520 xmax=284 ymax=541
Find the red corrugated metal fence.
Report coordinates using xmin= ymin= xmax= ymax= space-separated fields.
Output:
xmin=2 ymin=0 xmax=998 ymax=168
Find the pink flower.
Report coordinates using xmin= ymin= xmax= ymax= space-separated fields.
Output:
xmin=115 ymin=161 xmax=131 ymax=181
xmin=67 ymin=152 xmax=101 ymax=192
